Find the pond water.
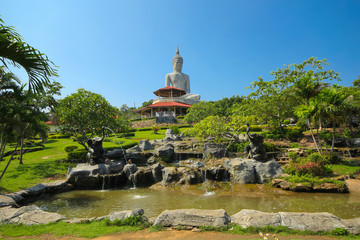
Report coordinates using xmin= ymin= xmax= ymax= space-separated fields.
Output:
xmin=33 ymin=183 xmax=360 ymax=219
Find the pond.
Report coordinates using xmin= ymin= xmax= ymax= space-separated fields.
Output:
xmin=32 ymin=183 xmax=360 ymax=219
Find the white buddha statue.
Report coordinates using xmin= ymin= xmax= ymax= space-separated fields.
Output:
xmin=165 ymin=46 xmax=200 ymax=104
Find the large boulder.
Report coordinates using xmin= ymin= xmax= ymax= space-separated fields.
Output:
xmin=163 ymin=129 xmax=182 ymax=142
xmin=154 ymin=209 xmax=230 ymax=228
xmin=123 ymin=163 xmax=138 ymax=178
xmin=107 ymin=149 xmax=126 ymax=161
xmin=67 ymin=163 xmax=125 ymax=188
xmin=279 ymin=212 xmax=346 ymax=232
xmin=205 ymin=166 xmax=230 ymax=181
xmin=231 ymin=209 xmax=281 ymax=228
xmin=131 ymin=168 xmax=156 ymax=188
xmin=231 ymin=209 xmax=360 ymax=233
xmin=0 ymin=205 xmax=65 ymax=225
xmin=161 ymin=167 xmax=203 ymax=186
xmin=224 ymin=158 xmax=283 ymax=184
xmin=154 ymin=143 xmax=175 ymax=162
xmin=125 ymin=146 xmax=152 ymax=165
xmin=139 ymin=140 xmax=154 ymax=151
xmin=151 ymin=163 xmax=164 ymax=182
xmin=203 ymin=143 xmax=227 ymax=159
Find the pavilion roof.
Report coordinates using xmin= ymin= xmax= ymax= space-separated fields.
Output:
xmin=136 ymin=101 xmax=191 ymax=112
xmin=153 ymin=86 xmax=186 ymax=97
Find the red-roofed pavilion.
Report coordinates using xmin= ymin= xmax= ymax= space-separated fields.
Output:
xmin=136 ymin=86 xmax=193 ymax=121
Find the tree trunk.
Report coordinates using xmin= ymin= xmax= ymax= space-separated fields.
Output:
xmin=0 ymin=143 xmax=18 ymax=181
xmin=331 ymin=122 xmax=336 ymax=153
xmin=309 ymin=124 xmax=321 ymax=155
xmin=19 ymin=136 xmax=24 ymax=164
xmin=0 ymin=134 xmax=7 ymax=162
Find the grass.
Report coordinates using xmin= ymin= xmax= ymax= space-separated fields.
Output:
xmin=330 ymin=164 xmax=360 ymax=177
xmin=0 ymin=138 xmax=75 ymax=193
xmin=281 ymin=174 xmax=347 ymax=188
xmin=1 ymin=221 xmax=358 ymax=239
xmin=0 ymin=220 xmax=144 ymax=238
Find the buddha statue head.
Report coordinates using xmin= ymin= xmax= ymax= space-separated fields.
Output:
xmin=172 ymin=46 xmax=183 ymax=73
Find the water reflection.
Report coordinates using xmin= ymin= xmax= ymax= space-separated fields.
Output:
xmin=33 ymin=184 xmax=360 ymax=219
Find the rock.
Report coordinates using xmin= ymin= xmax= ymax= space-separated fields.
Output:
xmin=342 ymin=218 xmax=360 ymax=235
xmin=279 ymin=212 xmax=346 ymax=232
xmin=231 ymin=209 xmax=353 ymax=233
xmin=151 ymin=163 xmax=164 ymax=182
xmin=139 ymin=140 xmax=154 ymax=151
xmin=190 ymin=161 xmax=204 ymax=168
xmin=4 ymin=193 xmax=23 ymax=203
xmin=291 ymin=183 xmax=313 ymax=192
xmin=224 ymin=158 xmax=283 ymax=184
xmin=154 ymin=143 xmax=175 ymax=162
xmin=0 ymin=205 xmax=65 ymax=225
xmin=205 ymin=167 xmax=229 ymax=181
xmin=107 ymin=149 xmax=126 ymax=160
xmin=125 ymin=146 xmax=152 ymax=165
xmin=0 ymin=195 xmax=16 ymax=207
xmin=108 ymin=208 xmax=145 ymax=222
xmin=67 ymin=164 xmax=108 ymax=188
xmin=161 ymin=167 xmax=182 ymax=185
xmin=132 ymin=168 xmax=155 ymax=187
xmin=313 ymin=183 xmax=349 ymax=193
xmin=154 ymin=209 xmax=230 ymax=228
xmin=123 ymin=163 xmax=138 ymax=178
xmin=255 ymin=160 xmax=284 ymax=183
xmin=224 ymin=158 xmax=257 ymax=183
xmin=203 ymin=143 xmax=227 ymax=159
xmin=231 ymin=209 xmax=281 ymax=228
xmin=67 ymin=163 xmax=127 ymax=188
xmin=161 ymin=167 xmax=203 ymax=186
xmin=44 ymin=180 xmax=73 ymax=193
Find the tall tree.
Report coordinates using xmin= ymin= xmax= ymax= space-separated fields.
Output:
xmin=56 ymin=89 xmax=119 ymax=150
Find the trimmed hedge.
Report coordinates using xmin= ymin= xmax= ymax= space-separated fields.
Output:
xmin=64 ymin=145 xmax=78 ymax=153
xmin=66 ymin=149 xmax=87 ymax=162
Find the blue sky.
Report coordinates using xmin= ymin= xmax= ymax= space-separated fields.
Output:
xmin=2 ymin=0 xmax=360 ymax=108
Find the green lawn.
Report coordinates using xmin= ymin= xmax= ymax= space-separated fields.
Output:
xmin=0 ymin=129 xmax=171 ymax=193
xmin=0 ymin=138 xmax=75 ymax=193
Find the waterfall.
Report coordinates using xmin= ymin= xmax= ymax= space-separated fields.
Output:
xmin=101 ymin=175 xmax=106 ymax=191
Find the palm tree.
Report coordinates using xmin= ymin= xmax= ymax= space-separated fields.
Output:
xmin=0 ymin=18 xmax=58 ymax=93
xmin=318 ymin=85 xmax=350 ymax=152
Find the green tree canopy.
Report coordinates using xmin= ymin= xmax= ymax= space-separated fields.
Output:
xmin=56 ymin=89 xmax=119 ymax=149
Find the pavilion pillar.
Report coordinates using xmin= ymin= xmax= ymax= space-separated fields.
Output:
xmin=151 ymin=108 xmax=153 ymax=117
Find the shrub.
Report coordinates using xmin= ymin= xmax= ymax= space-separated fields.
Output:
xmin=283 ymin=119 xmax=290 ymax=124
xmin=169 ymin=125 xmax=180 ymax=134
xmin=287 ymin=151 xmax=298 ymax=162
xmin=284 ymin=127 xmax=303 ymax=141
xmin=308 ymin=153 xmax=326 ymax=166
xmin=66 ymin=149 xmax=88 ymax=162
xmin=152 ymin=126 xmax=160 ymax=134
xmin=263 ymin=142 xmax=279 ymax=152
xmin=331 ymin=228 xmax=349 ymax=236
xmin=238 ymin=125 xmax=263 ymax=132
xmin=284 ymin=161 xmax=333 ymax=176
xmin=323 ymin=153 xmax=342 ymax=165
xmin=137 ymin=127 xmax=152 ymax=132
xmin=104 ymin=215 xmax=148 ymax=227
xmin=228 ymin=142 xmax=249 ymax=152
xmin=48 ymin=133 xmax=71 ymax=139
xmin=64 ymin=145 xmax=78 ymax=153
